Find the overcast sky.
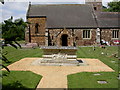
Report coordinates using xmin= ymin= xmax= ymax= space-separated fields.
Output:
xmin=0 ymin=0 xmax=118 ymax=22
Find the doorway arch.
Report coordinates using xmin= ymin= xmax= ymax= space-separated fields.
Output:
xmin=61 ymin=34 xmax=68 ymax=46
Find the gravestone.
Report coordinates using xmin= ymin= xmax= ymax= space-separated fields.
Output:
xmin=93 ymin=73 xmax=101 ymax=76
xmin=97 ymin=80 xmax=108 ymax=84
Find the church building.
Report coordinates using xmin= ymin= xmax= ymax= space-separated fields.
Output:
xmin=25 ymin=0 xmax=120 ymax=46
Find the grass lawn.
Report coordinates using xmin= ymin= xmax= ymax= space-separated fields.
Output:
xmin=2 ymin=71 xmax=42 ymax=90
xmin=68 ymin=72 xmax=118 ymax=88
xmin=2 ymin=46 xmax=43 ymax=66
xmin=68 ymin=46 xmax=119 ymax=88
xmin=2 ymin=46 xmax=43 ymax=89
xmin=2 ymin=46 xmax=119 ymax=88
xmin=77 ymin=46 xmax=119 ymax=71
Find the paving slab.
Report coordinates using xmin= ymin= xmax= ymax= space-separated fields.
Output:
xmin=2 ymin=58 xmax=114 ymax=88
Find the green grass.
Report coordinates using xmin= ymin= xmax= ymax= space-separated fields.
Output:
xmin=3 ymin=46 xmax=43 ymax=66
xmin=2 ymin=46 xmax=43 ymax=89
xmin=2 ymin=71 xmax=42 ymax=90
xmin=68 ymin=46 xmax=119 ymax=88
xmin=2 ymin=46 xmax=119 ymax=88
xmin=68 ymin=72 xmax=118 ymax=88
xmin=77 ymin=46 xmax=119 ymax=71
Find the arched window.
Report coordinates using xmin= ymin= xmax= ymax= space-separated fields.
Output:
xmin=35 ymin=23 xmax=39 ymax=34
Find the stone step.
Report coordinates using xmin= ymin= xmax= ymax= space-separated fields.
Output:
xmin=40 ymin=60 xmax=81 ymax=64
xmin=67 ymin=59 xmax=77 ymax=60
xmin=43 ymin=55 xmax=77 ymax=59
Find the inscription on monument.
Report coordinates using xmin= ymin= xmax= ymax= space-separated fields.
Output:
xmin=52 ymin=53 xmax=67 ymax=61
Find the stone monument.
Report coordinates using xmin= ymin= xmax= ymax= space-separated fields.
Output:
xmin=35 ymin=46 xmax=85 ymax=66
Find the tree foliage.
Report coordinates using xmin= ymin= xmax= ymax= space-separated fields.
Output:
xmin=2 ymin=16 xmax=27 ymax=49
xmin=103 ymin=1 xmax=120 ymax=12
xmin=1 ymin=16 xmax=28 ymax=72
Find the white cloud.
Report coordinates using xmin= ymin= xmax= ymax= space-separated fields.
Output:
xmin=102 ymin=0 xmax=114 ymax=6
xmin=1 ymin=2 xmax=28 ymax=22
xmin=14 ymin=13 xmax=26 ymax=21
xmin=3 ymin=2 xmax=28 ymax=12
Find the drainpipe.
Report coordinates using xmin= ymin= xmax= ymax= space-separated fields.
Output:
xmin=28 ymin=25 xmax=31 ymax=43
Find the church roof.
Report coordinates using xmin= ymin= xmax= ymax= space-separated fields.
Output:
xmin=27 ymin=4 xmax=98 ymax=28
xmin=96 ymin=12 xmax=119 ymax=28
xmin=27 ymin=4 xmax=120 ymax=29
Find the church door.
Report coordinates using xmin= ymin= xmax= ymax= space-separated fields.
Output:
xmin=61 ymin=34 xmax=68 ymax=46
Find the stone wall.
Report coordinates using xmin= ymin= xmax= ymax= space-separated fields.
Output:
xmin=101 ymin=29 xmax=120 ymax=45
xmin=74 ymin=29 xmax=96 ymax=46
xmin=25 ymin=18 xmax=119 ymax=46
xmin=25 ymin=17 xmax=46 ymax=46
xmin=48 ymin=29 xmax=96 ymax=46
xmin=48 ymin=29 xmax=74 ymax=46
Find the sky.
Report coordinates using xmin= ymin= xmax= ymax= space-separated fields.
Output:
xmin=0 ymin=0 xmax=117 ymax=23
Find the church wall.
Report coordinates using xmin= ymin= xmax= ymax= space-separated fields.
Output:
xmin=47 ymin=29 xmax=97 ymax=46
xmin=48 ymin=29 xmax=74 ymax=46
xmin=101 ymin=29 xmax=120 ymax=45
xmin=74 ymin=29 xmax=96 ymax=46
xmin=25 ymin=25 xmax=120 ymax=46
xmin=26 ymin=17 xmax=46 ymax=46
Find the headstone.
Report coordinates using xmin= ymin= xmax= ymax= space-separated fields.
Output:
xmin=93 ymin=73 xmax=101 ymax=76
xmin=97 ymin=80 xmax=108 ymax=84
xmin=111 ymin=61 xmax=116 ymax=63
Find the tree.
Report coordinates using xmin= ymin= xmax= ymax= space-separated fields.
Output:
xmin=0 ymin=23 xmax=10 ymax=72
xmin=1 ymin=16 xmax=28 ymax=72
xmin=2 ymin=16 xmax=28 ymax=49
xmin=103 ymin=1 xmax=120 ymax=12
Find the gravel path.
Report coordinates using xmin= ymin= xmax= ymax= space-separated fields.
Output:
xmin=3 ymin=58 xmax=114 ymax=88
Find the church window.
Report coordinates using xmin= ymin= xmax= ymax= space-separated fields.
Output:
xmin=35 ymin=23 xmax=39 ymax=34
xmin=112 ymin=30 xmax=119 ymax=39
xmin=83 ymin=30 xmax=91 ymax=39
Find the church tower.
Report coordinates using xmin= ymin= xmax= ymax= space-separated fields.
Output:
xmin=85 ymin=0 xmax=102 ymax=11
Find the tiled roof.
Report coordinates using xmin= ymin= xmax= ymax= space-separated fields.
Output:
xmin=27 ymin=4 xmax=98 ymax=28
xmin=95 ymin=12 xmax=119 ymax=28
xmin=27 ymin=4 xmax=120 ymax=28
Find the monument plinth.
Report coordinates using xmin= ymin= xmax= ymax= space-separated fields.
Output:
xmin=40 ymin=46 xmax=77 ymax=61
xmin=31 ymin=46 xmax=86 ymax=66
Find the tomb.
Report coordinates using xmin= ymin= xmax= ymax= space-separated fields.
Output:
xmin=41 ymin=46 xmax=77 ymax=61
xmin=37 ymin=46 xmax=85 ymax=66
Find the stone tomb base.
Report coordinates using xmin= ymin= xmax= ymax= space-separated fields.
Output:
xmin=31 ymin=58 xmax=87 ymax=66
xmin=32 ymin=46 xmax=87 ymax=66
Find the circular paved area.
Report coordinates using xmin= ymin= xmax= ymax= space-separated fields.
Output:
xmin=3 ymin=58 xmax=114 ymax=88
